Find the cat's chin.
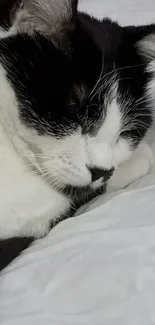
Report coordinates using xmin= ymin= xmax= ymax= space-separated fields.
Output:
xmin=58 ymin=177 xmax=105 ymax=197
xmin=60 ymin=182 xmax=106 ymax=209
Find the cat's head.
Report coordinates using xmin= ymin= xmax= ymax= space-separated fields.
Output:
xmin=0 ymin=0 xmax=152 ymax=192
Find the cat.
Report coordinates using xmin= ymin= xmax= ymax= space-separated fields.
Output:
xmin=0 ymin=0 xmax=154 ymax=272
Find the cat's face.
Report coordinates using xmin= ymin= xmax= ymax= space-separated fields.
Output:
xmin=0 ymin=0 xmax=152 ymax=191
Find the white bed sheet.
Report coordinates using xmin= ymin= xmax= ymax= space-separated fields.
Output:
xmin=1 ymin=1 xmax=155 ymax=324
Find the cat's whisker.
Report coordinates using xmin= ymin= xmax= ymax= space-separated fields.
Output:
xmin=89 ymin=63 xmax=145 ymax=104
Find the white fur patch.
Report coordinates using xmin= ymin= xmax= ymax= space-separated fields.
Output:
xmin=0 ymin=63 xmax=71 ymax=239
xmin=0 ymin=26 xmax=17 ymax=39
xmin=86 ymin=96 xmax=132 ymax=170
xmin=138 ymin=33 xmax=155 ymax=62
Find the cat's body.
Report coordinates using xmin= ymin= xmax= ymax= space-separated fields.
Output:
xmin=0 ymin=0 xmax=154 ymax=271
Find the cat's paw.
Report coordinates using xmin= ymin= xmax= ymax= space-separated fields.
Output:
xmin=107 ymin=141 xmax=154 ymax=192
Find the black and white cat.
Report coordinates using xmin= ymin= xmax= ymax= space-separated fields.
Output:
xmin=0 ymin=0 xmax=154 ymax=271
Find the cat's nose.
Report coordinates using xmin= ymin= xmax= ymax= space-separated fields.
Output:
xmin=89 ymin=167 xmax=114 ymax=182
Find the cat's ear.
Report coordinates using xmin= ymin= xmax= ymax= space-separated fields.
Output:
xmin=12 ymin=0 xmax=78 ymax=48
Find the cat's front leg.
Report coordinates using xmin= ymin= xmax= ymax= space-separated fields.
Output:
xmin=107 ymin=141 xmax=154 ymax=191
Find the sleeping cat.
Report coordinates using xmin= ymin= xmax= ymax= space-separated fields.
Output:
xmin=0 ymin=0 xmax=154 ymax=271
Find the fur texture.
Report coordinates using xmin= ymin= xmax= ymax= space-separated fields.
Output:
xmin=0 ymin=0 xmax=154 ymax=271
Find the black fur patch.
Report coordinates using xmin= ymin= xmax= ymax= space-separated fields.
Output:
xmin=0 ymin=0 xmax=18 ymax=28
xmin=0 ymin=236 xmax=34 ymax=272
